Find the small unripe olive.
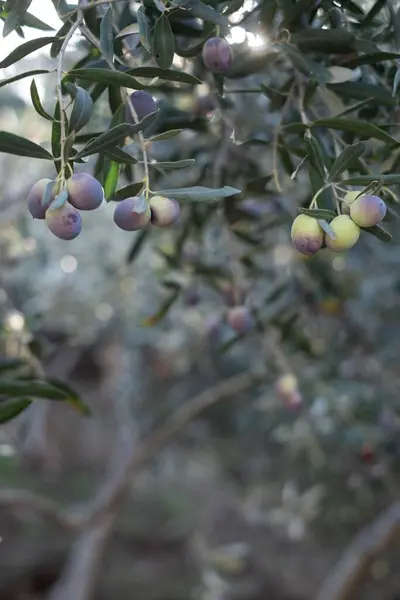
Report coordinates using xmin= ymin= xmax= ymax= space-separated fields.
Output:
xmin=202 ymin=37 xmax=233 ymax=73
xmin=67 ymin=173 xmax=104 ymax=211
xmin=350 ymin=194 xmax=386 ymax=228
xmin=290 ymin=214 xmax=324 ymax=256
xmin=149 ymin=195 xmax=180 ymax=227
xmin=113 ymin=196 xmax=151 ymax=231
xmin=325 ymin=214 xmax=360 ymax=252
xmin=343 ymin=190 xmax=362 ymax=206
xmin=342 ymin=190 xmax=362 ymax=215
xmin=27 ymin=179 xmax=56 ymax=219
xmin=45 ymin=203 xmax=82 ymax=240
xmin=275 ymin=374 xmax=302 ymax=408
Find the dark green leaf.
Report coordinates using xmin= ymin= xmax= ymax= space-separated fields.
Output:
xmin=342 ymin=52 xmax=400 ymax=69
xmin=150 ymin=159 xmax=195 ymax=170
xmin=108 ymin=84 xmax=123 ymax=115
xmin=0 ymin=399 xmax=32 ymax=423
xmin=3 ymin=0 xmax=32 ymax=36
xmin=299 ymin=208 xmax=337 ymax=219
xmin=52 ymin=101 xmax=62 ymax=173
xmin=291 ymin=28 xmax=355 ymax=53
xmin=127 ymin=66 xmax=201 ymax=84
xmin=363 ymin=0 xmax=386 ymax=26
xmin=137 ymin=4 xmax=152 ymax=52
xmin=0 ymin=68 xmax=50 ymax=89
xmin=142 ymin=288 xmax=181 ymax=326
xmin=328 ymin=142 xmax=366 ymax=182
xmin=278 ymin=144 xmax=294 ymax=176
xmin=30 ymin=78 xmax=53 ymax=121
xmin=48 ymin=0 xmax=70 ymax=17
xmin=74 ymin=112 xmax=158 ymax=159
xmin=393 ymin=68 xmax=400 ymax=97
xmin=308 ymin=164 xmax=332 ymax=210
xmin=0 ymin=379 xmax=67 ymax=400
xmin=188 ymin=0 xmax=228 ymax=26
xmin=19 ymin=9 xmax=53 ymax=31
xmin=312 ymin=118 xmax=399 ymax=146
xmin=104 ymin=161 xmax=120 ymax=200
xmin=103 ymin=146 xmax=138 ymax=164
xmin=112 ymin=181 xmax=144 ymax=201
xmin=362 ymin=224 xmax=392 ymax=243
xmin=342 ymin=174 xmax=400 ymax=186
xmin=0 ymin=36 xmax=58 ymax=68
xmin=304 ymin=130 xmax=327 ymax=181
xmin=43 ymin=377 xmax=90 ymax=415
xmin=328 ymin=82 xmax=396 ymax=107
xmin=0 ymin=358 xmax=26 ymax=373
xmin=100 ymin=6 xmax=114 ymax=64
xmin=69 ymin=86 xmax=94 ymax=133
xmin=50 ymin=19 xmax=73 ymax=58
xmin=152 ymin=14 xmax=175 ymax=70
xmin=280 ymin=42 xmax=331 ymax=83
xmin=67 ymin=68 xmax=145 ymax=90
xmin=126 ymin=228 xmax=149 ymax=263
xmin=154 ymin=186 xmax=241 ymax=202
xmin=149 ymin=129 xmax=182 ymax=141
xmin=0 ymin=131 xmax=52 ymax=159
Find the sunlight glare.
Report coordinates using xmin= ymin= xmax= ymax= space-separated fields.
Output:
xmin=227 ymin=26 xmax=268 ymax=50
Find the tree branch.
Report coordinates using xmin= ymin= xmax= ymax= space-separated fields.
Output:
xmin=0 ymin=489 xmax=79 ymax=530
xmin=315 ymin=501 xmax=400 ymax=600
xmin=44 ymin=370 xmax=261 ymax=600
xmin=83 ymin=370 xmax=260 ymax=528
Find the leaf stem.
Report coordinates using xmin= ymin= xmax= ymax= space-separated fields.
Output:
xmin=56 ymin=17 xmax=81 ymax=184
xmin=78 ymin=21 xmax=151 ymax=199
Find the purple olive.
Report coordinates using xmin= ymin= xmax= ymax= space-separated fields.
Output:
xmin=227 ymin=305 xmax=253 ymax=333
xmin=183 ymin=287 xmax=200 ymax=306
xmin=350 ymin=194 xmax=387 ymax=228
xmin=113 ymin=196 xmax=151 ymax=231
xmin=202 ymin=37 xmax=233 ymax=73
xmin=125 ymin=91 xmax=157 ymax=123
xmin=149 ymin=195 xmax=180 ymax=227
xmin=27 ymin=179 xmax=56 ymax=219
xmin=45 ymin=203 xmax=82 ymax=240
xmin=67 ymin=173 xmax=104 ymax=211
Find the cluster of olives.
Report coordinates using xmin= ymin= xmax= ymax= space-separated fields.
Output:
xmin=291 ymin=192 xmax=387 ymax=256
xmin=27 ymin=174 xmax=180 ymax=240
xmin=113 ymin=194 xmax=180 ymax=231
xmin=27 ymin=90 xmax=183 ymax=239
xmin=201 ymin=37 xmax=233 ymax=74
xmin=27 ymin=173 xmax=103 ymax=240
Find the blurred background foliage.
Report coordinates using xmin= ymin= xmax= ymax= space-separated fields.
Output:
xmin=2 ymin=0 xmax=400 ymax=599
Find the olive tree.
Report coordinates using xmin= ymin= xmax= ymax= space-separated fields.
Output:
xmin=1 ymin=1 xmax=400 ymax=599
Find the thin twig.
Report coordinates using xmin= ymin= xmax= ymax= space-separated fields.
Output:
xmin=1 ymin=371 xmax=262 ymax=533
xmin=315 ymin=501 xmax=400 ymax=600
xmin=78 ymin=21 xmax=151 ymax=197
xmin=82 ymin=370 xmax=261 ymax=528
xmin=272 ymin=85 xmax=295 ymax=193
xmin=0 ymin=490 xmax=79 ymax=529
xmin=56 ymin=17 xmax=81 ymax=181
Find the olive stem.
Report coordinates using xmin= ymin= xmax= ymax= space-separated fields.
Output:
xmin=78 ymin=21 xmax=151 ymax=199
xmin=56 ymin=16 xmax=82 ymax=184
